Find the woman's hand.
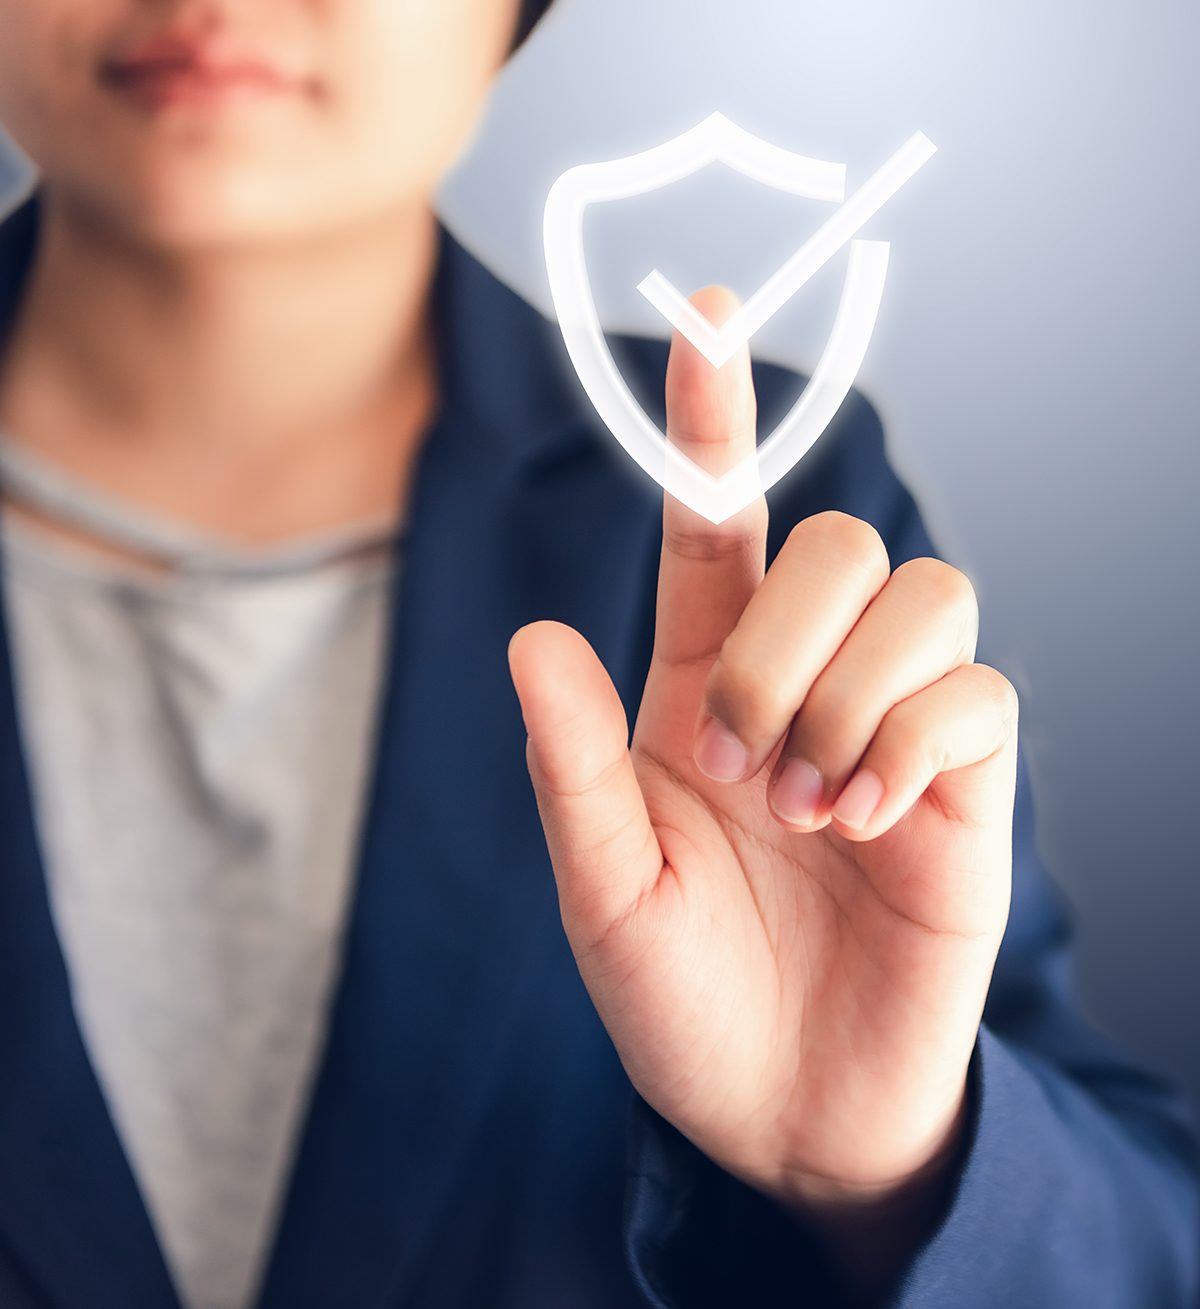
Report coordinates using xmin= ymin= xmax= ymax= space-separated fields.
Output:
xmin=507 ymin=287 xmax=1016 ymax=1223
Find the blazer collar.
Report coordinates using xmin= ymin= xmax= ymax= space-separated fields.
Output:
xmin=0 ymin=184 xmax=660 ymax=1307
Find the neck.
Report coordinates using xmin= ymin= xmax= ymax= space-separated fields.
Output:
xmin=0 ymin=188 xmax=441 ymax=546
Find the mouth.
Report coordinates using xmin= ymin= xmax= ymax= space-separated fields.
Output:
xmin=99 ymin=30 xmax=315 ymax=111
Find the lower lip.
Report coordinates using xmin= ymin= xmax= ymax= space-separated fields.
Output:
xmin=102 ymin=64 xmax=302 ymax=111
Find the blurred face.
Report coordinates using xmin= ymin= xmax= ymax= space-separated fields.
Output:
xmin=0 ymin=0 xmax=523 ymax=247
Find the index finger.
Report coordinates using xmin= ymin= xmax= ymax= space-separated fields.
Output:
xmin=652 ymin=285 xmax=769 ymax=672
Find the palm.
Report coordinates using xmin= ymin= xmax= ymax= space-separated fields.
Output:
xmin=595 ymin=654 xmax=1005 ymax=1192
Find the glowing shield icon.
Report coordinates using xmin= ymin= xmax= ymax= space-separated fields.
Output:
xmin=543 ymin=112 xmax=937 ymax=523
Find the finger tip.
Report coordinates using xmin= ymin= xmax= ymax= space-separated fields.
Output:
xmin=688 ymin=283 xmax=743 ymax=322
xmin=665 ymin=285 xmax=747 ymax=368
xmin=506 ymin=621 xmax=538 ymax=674
xmin=507 ymin=619 xmax=564 ymax=690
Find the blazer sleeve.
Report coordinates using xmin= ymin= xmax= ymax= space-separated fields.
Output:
xmin=620 ymin=384 xmax=1200 ymax=1308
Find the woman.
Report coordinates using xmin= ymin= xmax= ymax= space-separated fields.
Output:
xmin=0 ymin=2 xmax=1195 ymax=1307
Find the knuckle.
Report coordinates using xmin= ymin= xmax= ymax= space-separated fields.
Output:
xmin=879 ymin=690 xmax=921 ymax=740
xmin=895 ymin=557 xmax=979 ymax=649
xmin=973 ymin=663 xmax=1020 ymax=732
xmin=788 ymin=511 xmax=890 ymax=583
xmin=663 ymin=503 xmax=768 ymax=564
xmin=795 ymin=674 xmax=860 ymax=751
xmin=708 ymin=645 xmax=791 ymax=736
xmin=871 ymin=701 xmax=937 ymax=791
xmin=662 ymin=522 xmax=758 ymax=564
xmin=896 ymin=556 xmax=976 ymax=612
xmin=668 ymin=406 xmax=757 ymax=450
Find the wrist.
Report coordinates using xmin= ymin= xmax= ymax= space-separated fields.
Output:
xmin=777 ymin=1081 xmax=972 ymax=1306
xmin=772 ymin=1081 xmax=970 ymax=1215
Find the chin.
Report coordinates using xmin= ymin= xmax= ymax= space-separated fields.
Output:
xmin=76 ymin=162 xmax=350 ymax=250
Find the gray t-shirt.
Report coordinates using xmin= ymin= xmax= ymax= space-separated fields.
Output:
xmin=0 ymin=434 xmax=399 ymax=1309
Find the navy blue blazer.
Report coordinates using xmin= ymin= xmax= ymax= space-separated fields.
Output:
xmin=0 ymin=188 xmax=1196 ymax=1308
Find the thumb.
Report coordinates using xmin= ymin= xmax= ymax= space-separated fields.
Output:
xmin=507 ymin=621 xmax=662 ymax=945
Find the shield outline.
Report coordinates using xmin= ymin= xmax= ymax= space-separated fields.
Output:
xmin=543 ymin=111 xmax=892 ymax=524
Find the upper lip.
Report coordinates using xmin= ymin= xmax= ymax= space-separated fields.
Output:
xmin=101 ymin=29 xmax=305 ymax=88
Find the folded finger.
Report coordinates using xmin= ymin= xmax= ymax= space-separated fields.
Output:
xmin=767 ymin=556 xmax=979 ymax=828
xmin=825 ymin=660 xmax=1019 ymax=843
xmin=692 ymin=510 xmax=891 ymax=782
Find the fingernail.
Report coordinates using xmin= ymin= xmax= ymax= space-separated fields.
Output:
xmin=694 ymin=717 xmax=749 ymax=782
xmin=770 ymin=758 xmax=824 ymax=826
xmin=831 ymin=768 xmax=885 ymax=830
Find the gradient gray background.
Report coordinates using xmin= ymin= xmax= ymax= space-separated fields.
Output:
xmin=3 ymin=0 xmax=1198 ymax=1104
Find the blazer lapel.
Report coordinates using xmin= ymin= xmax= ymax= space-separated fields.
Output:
xmin=0 ymin=611 xmax=181 ymax=1309
xmin=256 ymin=229 xmax=661 ymax=1305
xmin=0 ymin=619 xmax=183 ymax=1309
xmin=0 ymin=188 xmax=181 ymax=1309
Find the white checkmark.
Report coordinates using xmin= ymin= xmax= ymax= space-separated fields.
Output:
xmin=637 ymin=131 xmax=937 ymax=367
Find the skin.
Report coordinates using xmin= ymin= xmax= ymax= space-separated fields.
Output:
xmin=509 ymin=295 xmax=1017 ymax=1297
xmin=0 ymin=1 xmax=1017 ymax=1299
